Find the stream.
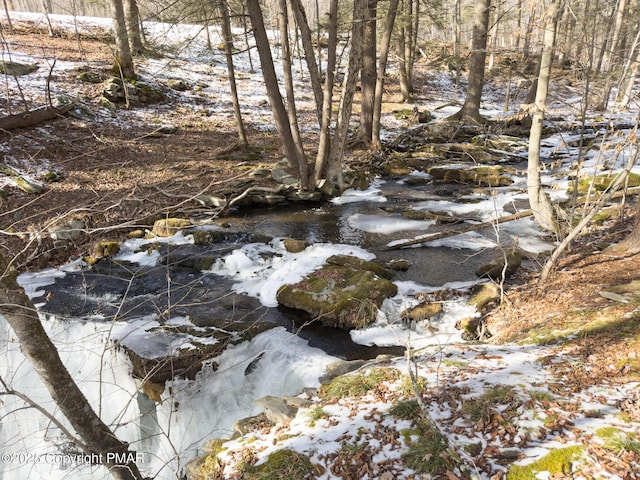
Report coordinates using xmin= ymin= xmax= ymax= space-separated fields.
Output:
xmin=2 ymin=124 xmax=611 ymax=480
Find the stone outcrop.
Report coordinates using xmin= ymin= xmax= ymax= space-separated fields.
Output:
xmin=276 ymin=258 xmax=398 ymax=330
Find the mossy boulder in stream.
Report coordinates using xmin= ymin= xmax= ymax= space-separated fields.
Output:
xmin=428 ymin=164 xmax=514 ymax=187
xmin=276 ymin=263 xmax=397 ymax=330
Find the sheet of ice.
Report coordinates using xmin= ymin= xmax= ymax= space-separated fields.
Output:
xmin=346 ymin=213 xmax=435 ymax=234
xmin=414 ymin=189 xmax=519 ymax=220
xmin=208 ymin=239 xmax=375 ymax=307
xmin=387 ymin=230 xmax=498 ymax=250
xmin=113 ymin=231 xmax=194 ymax=266
xmin=331 ymin=179 xmax=387 ymax=204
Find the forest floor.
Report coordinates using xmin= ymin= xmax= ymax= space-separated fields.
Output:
xmin=1 ymin=24 xmax=640 ymax=479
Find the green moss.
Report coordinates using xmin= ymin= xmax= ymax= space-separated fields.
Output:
xmin=462 ymin=386 xmax=519 ymax=423
xmin=389 ymin=399 xmax=422 ymax=420
xmin=403 ymin=420 xmax=457 ymax=475
xmin=570 ymin=172 xmax=640 ymax=194
xmin=506 ymin=446 xmax=585 ymax=480
xmin=318 ymin=367 xmax=400 ymax=401
xmin=306 ymin=406 xmax=330 ymax=426
xmin=399 ymin=373 xmax=428 ymax=397
xmin=596 ymin=427 xmax=640 ymax=454
xmin=244 ymin=449 xmax=322 ymax=480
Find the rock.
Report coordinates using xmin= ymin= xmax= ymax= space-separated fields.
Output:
xmin=254 ymin=395 xmax=297 ymax=424
xmin=94 ymin=241 xmax=120 ymax=258
xmin=282 ymin=238 xmax=308 ymax=253
xmin=167 ymin=79 xmax=190 ymax=91
xmin=276 ymin=265 xmax=398 ymax=329
xmin=102 ymin=77 xmax=166 ymax=106
xmin=428 ymin=164 xmax=514 ymax=187
xmin=47 ymin=218 xmax=85 ymax=244
xmin=0 ymin=61 xmax=38 ymax=75
xmin=401 ymin=302 xmax=443 ymax=322
xmin=76 ymin=70 xmax=104 ymax=83
xmin=194 ymin=193 xmax=226 ymax=207
xmin=141 ymin=380 xmax=165 ymax=403
xmin=385 ymin=258 xmax=412 ymax=271
xmin=152 ymin=218 xmax=191 ymax=237
xmin=457 ymin=317 xmax=482 ymax=341
xmin=476 ymin=249 xmax=522 ymax=280
xmin=467 ymin=283 xmax=501 ymax=310
xmin=271 ymin=167 xmax=299 ymax=185
xmin=327 ymin=254 xmax=394 ymax=279
xmin=319 ymin=359 xmax=367 ymax=384
xmin=233 ymin=414 xmax=270 ymax=436
xmin=190 ymin=229 xmax=226 ymax=245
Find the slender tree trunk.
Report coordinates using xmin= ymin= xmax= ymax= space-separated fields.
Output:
xmin=527 ymin=0 xmax=560 ymax=234
xmin=617 ymin=26 xmax=640 ymax=108
xmin=277 ymin=0 xmax=308 ymax=188
xmin=325 ymin=0 xmax=367 ymax=190
xmin=124 ymin=0 xmax=143 ymax=55
xmin=290 ymin=0 xmax=323 ymax=124
xmin=0 ymin=257 xmax=144 ymax=480
xmin=357 ymin=0 xmax=378 ymax=146
xmin=372 ymin=0 xmax=400 ymax=149
xmin=219 ymin=0 xmax=248 ymax=147
xmin=313 ymin=0 xmax=338 ymax=186
xmin=451 ymin=0 xmax=491 ymax=124
xmin=111 ymin=0 xmax=135 ymax=78
xmin=2 ymin=0 xmax=13 ymax=33
xmin=246 ymin=0 xmax=307 ymax=187
xmin=398 ymin=0 xmax=414 ymax=101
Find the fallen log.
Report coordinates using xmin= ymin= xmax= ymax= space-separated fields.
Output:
xmin=0 ymin=102 xmax=75 ymax=131
xmin=387 ymin=209 xmax=534 ymax=250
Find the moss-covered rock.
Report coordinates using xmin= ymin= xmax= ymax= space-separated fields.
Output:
xmin=468 ymin=282 xmax=501 ymax=310
xmin=152 ymin=218 xmax=191 ymax=237
xmin=94 ymin=241 xmax=120 ymax=258
xmin=569 ymin=172 xmax=640 ymax=194
xmin=476 ymin=249 xmax=522 ymax=280
xmin=428 ymin=164 xmax=514 ymax=187
xmin=326 ymin=254 xmax=394 ymax=279
xmin=0 ymin=61 xmax=38 ymax=75
xmin=276 ymin=265 xmax=398 ymax=329
xmin=401 ymin=302 xmax=443 ymax=322
xmin=507 ymin=445 xmax=585 ymax=480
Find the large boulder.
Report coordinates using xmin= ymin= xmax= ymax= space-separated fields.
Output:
xmin=276 ymin=262 xmax=398 ymax=330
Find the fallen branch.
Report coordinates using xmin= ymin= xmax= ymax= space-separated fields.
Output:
xmin=387 ymin=209 xmax=534 ymax=250
xmin=0 ymin=101 xmax=75 ymax=131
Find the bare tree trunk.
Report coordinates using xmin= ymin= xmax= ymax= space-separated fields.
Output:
xmin=219 ymin=0 xmax=248 ymax=147
xmin=372 ymin=0 xmax=400 ymax=149
xmin=617 ymin=27 xmax=640 ymax=109
xmin=357 ymin=0 xmax=378 ymax=146
xmin=325 ymin=0 xmax=367 ymax=190
xmin=0 ymin=257 xmax=144 ymax=480
xmin=450 ymin=0 xmax=491 ymax=124
xmin=313 ymin=0 xmax=338 ymax=186
xmin=2 ymin=0 xmax=13 ymax=33
xmin=124 ymin=0 xmax=143 ymax=55
xmin=111 ymin=0 xmax=135 ymax=78
xmin=290 ymin=0 xmax=323 ymax=123
xmin=277 ymin=0 xmax=308 ymax=188
xmin=527 ymin=0 xmax=561 ymax=234
xmin=398 ymin=0 xmax=414 ymax=101
xmin=246 ymin=0 xmax=307 ymax=188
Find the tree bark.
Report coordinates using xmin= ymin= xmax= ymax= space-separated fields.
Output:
xmin=0 ymin=256 xmax=144 ymax=480
xmin=357 ymin=0 xmax=378 ymax=146
xmin=452 ymin=0 xmax=491 ymax=124
xmin=111 ymin=0 xmax=135 ymax=78
xmin=290 ymin=0 xmax=323 ymax=124
xmin=313 ymin=0 xmax=338 ymax=186
xmin=527 ymin=0 xmax=560 ymax=234
xmin=277 ymin=0 xmax=308 ymax=188
xmin=398 ymin=0 xmax=415 ymax=101
xmin=372 ymin=0 xmax=400 ymax=149
xmin=219 ymin=0 xmax=248 ymax=147
xmin=325 ymin=0 xmax=367 ymax=190
xmin=124 ymin=0 xmax=143 ymax=55
xmin=246 ymin=0 xmax=307 ymax=188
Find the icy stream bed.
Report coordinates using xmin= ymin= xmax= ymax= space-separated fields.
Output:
xmin=0 ymin=175 xmax=559 ymax=480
